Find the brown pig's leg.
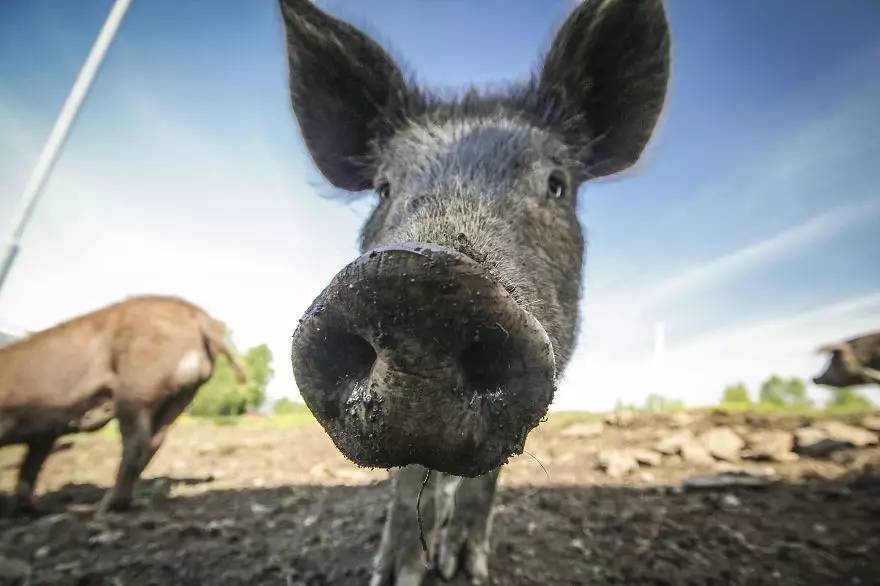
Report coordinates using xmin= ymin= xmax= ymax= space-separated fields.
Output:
xmin=15 ymin=436 xmax=57 ymax=514
xmin=98 ymin=408 xmax=152 ymax=515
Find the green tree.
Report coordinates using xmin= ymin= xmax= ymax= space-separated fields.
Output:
xmin=241 ymin=344 xmax=273 ymax=411
xmin=721 ymin=383 xmax=751 ymax=405
xmin=644 ymin=393 xmax=684 ymax=412
xmin=759 ymin=375 xmax=812 ymax=408
xmin=273 ymin=397 xmax=300 ymax=414
xmin=826 ymin=387 xmax=873 ymax=410
xmin=189 ymin=342 xmax=274 ymax=417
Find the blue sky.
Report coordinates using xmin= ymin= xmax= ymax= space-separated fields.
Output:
xmin=1 ymin=0 xmax=878 ymax=410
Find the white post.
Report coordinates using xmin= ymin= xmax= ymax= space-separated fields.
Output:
xmin=0 ymin=0 xmax=133 ymax=293
xmin=653 ymin=321 xmax=667 ymax=396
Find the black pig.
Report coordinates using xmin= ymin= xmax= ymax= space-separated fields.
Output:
xmin=815 ymin=332 xmax=880 ymax=388
xmin=279 ymin=1 xmax=670 ymax=583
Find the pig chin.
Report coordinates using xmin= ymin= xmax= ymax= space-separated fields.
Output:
xmin=291 ymin=242 xmax=557 ymax=477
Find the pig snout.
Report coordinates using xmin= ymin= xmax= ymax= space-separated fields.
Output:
xmin=291 ymin=242 xmax=556 ymax=477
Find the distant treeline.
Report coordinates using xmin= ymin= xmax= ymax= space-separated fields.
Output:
xmin=193 ymin=346 xmax=874 ymax=418
xmin=617 ymin=374 xmax=874 ymax=414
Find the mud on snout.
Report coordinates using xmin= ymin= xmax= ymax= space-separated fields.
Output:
xmin=291 ymin=243 xmax=556 ymax=477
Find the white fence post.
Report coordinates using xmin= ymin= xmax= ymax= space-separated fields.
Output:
xmin=0 ymin=0 xmax=133 ymax=294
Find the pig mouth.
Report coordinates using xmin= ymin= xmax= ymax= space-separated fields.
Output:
xmin=291 ymin=243 xmax=556 ymax=477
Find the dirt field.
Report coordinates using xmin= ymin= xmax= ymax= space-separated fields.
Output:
xmin=1 ymin=410 xmax=879 ymax=585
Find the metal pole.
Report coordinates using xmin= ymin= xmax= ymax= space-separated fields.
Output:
xmin=652 ymin=321 xmax=666 ymax=396
xmin=0 ymin=0 xmax=133 ymax=293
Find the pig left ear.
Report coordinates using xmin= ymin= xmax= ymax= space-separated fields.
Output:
xmin=537 ymin=0 xmax=671 ymax=178
xmin=278 ymin=0 xmax=408 ymax=191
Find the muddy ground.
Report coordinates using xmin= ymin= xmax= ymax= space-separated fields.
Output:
xmin=1 ymin=411 xmax=878 ymax=585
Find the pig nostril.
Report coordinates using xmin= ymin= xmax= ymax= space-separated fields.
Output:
xmin=321 ymin=331 xmax=377 ymax=385
xmin=339 ymin=333 xmax=377 ymax=382
xmin=461 ymin=329 xmax=510 ymax=393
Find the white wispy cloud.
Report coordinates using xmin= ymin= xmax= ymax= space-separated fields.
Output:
xmin=557 ymin=190 xmax=880 ymax=410
xmin=598 ymin=198 xmax=880 ymax=316
xmin=573 ymin=194 xmax=880 ymax=369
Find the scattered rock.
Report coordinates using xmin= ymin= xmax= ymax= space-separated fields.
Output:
xmin=717 ymin=463 xmax=776 ymax=477
xmin=309 ymin=462 xmax=330 ymax=478
xmin=35 ymin=512 xmax=71 ymax=526
xmin=553 ymin=452 xmax=577 ymax=465
xmin=668 ymin=411 xmax=697 ymax=428
xmin=808 ymin=438 xmax=860 ymax=459
xmin=632 ymin=449 xmax=663 ymax=467
xmin=684 ymin=470 xmax=779 ymax=490
xmin=205 ymin=518 xmax=236 ymax=533
xmin=833 ymin=447 xmax=880 ymax=472
xmin=67 ymin=503 xmax=94 ymax=514
xmin=332 ymin=468 xmax=374 ymax=484
xmin=655 ymin=429 xmax=695 ymax=455
xmin=603 ymin=410 xmax=635 ymax=427
xmin=0 ymin=555 xmax=30 ymax=582
xmin=713 ymin=461 xmax=739 ymax=473
xmin=732 ymin=424 xmax=751 ymax=437
xmin=569 ymin=538 xmax=589 ymax=556
xmin=861 ymin=415 xmax=880 ymax=432
xmin=665 ymin=454 xmax=684 ymax=468
xmin=598 ymin=449 xmax=639 ymax=479
xmin=795 ymin=427 xmax=840 ymax=457
xmin=796 ymin=422 xmax=878 ymax=458
xmin=303 ymin=514 xmax=319 ymax=527
xmin=88 ymin=529 xmax=124 ymax=547
xmin=681 ymin=442 xmax=715 ymax=466
xmin=250 ymin=502 xmax=273 ymax=515
xmin=721 ymin=493 xmax=741 ymax=508
xmin=699 ymin=427 xmax=745 ymax=461
xmin=743 ymin=430 xmax=798 ymax=462
xmin=84 ymin=519 xmax=109 ymax=533
xmin=561 ymin=421 xmax=605 ymax=438
xmin=54 ymin=560 xmax=81 ymax=574
xmin=819 ymin=421 xmax=877 ymax=447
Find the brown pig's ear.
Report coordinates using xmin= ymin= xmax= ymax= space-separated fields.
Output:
xmin=538 ymin=0 xmax=671 ymax=178
xmin=278 ymin=0 xmax=408 ymax=191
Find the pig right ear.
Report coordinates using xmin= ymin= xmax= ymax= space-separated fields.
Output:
xmin=278 ymin=0 xmax=408 ymax=191
xmin=537 ymin=0 xmax=671 ymax=178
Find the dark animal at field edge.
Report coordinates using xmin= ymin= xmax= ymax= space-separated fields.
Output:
xmin=279 ymin=0 xmax=670 ymax=583
xmin=814 ymin=332 xmax=880 ymax=389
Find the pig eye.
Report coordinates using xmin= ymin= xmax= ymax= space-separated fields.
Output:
xmin=547 ymin=172 xmax=567 ymax=200
xmin=377 ymin=182 xmax=391 ymax=200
